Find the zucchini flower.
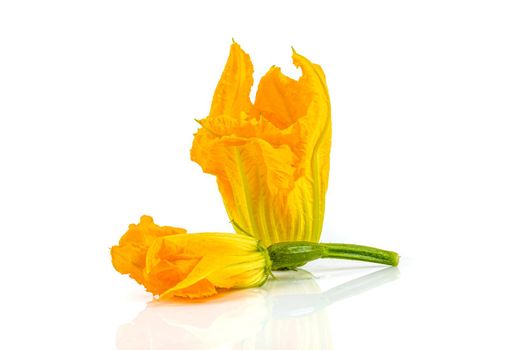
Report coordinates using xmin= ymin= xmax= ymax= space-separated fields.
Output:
xmin=111 ymin=216 xmax=271 ymax=299
xmin=191 ymin=43 xmax=331 ymax=245
xmin=111 ymin=216 xmax=399 ymax=299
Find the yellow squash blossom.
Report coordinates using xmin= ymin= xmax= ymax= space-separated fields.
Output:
xmin=111 ymin=215 xmax=186 ymax=287
xmin=111 ymin=216 xmax=271 ymax=299
xmin=112 ymin=216 xmax=398 ymax=299
xmin=191 ymin=43 xmax=331 ymax=245
xmin=144 ymin=233 xmax=271 ymax=299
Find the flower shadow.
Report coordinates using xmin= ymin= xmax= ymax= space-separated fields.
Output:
xmin=117 ymin=266 xmax=399 ymax=350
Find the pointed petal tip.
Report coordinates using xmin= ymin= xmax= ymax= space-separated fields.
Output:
xmin=228 ymin=39 xmax=249 ymax=58
xmin=268 ymin=64 xmax=280 ymax=72
xmin=230 ymin=38 xmax=241 ymax=50
xmin=291 ymin=46 xmax=304 ymax=66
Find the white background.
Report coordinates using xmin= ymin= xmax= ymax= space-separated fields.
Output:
xmin=1 ymin=1 xmax=508 ymax=349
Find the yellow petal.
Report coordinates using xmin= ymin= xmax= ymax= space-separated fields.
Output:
xmin=207 ymin=256 xmax=268 ymax=288
xmin=222 ymin=140 xmax=296 ymax=244
xmin=291 ymin=50 xmax=332 ymax=241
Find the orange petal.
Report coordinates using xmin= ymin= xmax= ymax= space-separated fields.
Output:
xmin=111 ymin=215 xmax=187 ymax=286
xmin=163 ymin=279 xmax=218 ymax=299
xmin=254 ymin=66 xmax=313 ymax=130
xmin=111 ymin=244 xmax=146 ymax=285
xmin=144 ymin=258 xmax=200 ymax=295
xmin=209 ymin=43 xmax=254 ymax=119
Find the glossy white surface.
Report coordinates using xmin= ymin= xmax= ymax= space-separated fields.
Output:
xmin=116 ymin=265 xmax=399 ymax=350
xmin=1 ymin=1 xmax=508 ymax=349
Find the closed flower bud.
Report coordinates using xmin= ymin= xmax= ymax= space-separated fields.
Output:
xmin=112 ymin=216 xmax=272 ymax=299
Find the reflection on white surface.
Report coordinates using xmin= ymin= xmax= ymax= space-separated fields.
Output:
xmin=117 ymin=267 xmax=399 ymax=350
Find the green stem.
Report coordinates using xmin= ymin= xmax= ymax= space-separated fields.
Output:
xmin=268 ymin=241 xmax=399 ymax=271
xmin=322 ymin=243 xmax=399 ymax=266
